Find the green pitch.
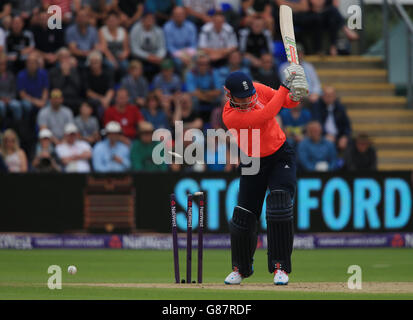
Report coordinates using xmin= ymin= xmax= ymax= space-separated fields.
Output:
xmin=1 ymin=248 xmax=413 ymax=300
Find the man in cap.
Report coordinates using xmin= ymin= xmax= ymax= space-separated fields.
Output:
xmin=92 ymin=121 xmax=131 ymax=172
xmin=55 ymin=123 xmax=92 ymax=173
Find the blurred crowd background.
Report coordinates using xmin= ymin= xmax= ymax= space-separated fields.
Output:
xmin=0 ymin=0 xmax=376 ymax=174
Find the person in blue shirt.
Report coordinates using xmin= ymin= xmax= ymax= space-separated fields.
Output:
xmin=65 ymin=8 xmax=99 ymax=66
xmin=145 ymin=0 xmax=183 ymax=25
xmin=17 ymin=52 xmax=49 ymax=115
xmin=297 ymin=121 xmax=337 ymax=172
xmin=163 ymin=6 xmax=197 ymax=72
xmin=92 ymin=121 xmax=131 ymax=172
xmin=279 ymin=103 xmax=312 ymax=149
xmin=141 ymin=92 xmax=170 ymax=130
xmin=185 ymin=52 xmax=221 ymax=124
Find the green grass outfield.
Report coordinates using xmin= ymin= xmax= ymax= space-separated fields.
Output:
xmin=1 ymin=248 xmax=413 ymax=300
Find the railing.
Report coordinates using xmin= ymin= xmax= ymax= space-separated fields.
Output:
xmin=383 ymin=0 xmax=413 ymax=108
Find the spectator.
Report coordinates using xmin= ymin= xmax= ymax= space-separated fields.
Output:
xmin=79 ymin=0 xmax=115 ymax=26
xmin=114 ymin=0 xmax=144 ymax=29
xmin=311 ymin=86 xmax=352 ymax=153
xmin=240 ymin=0 xmax=274 ymax=32
xmin=185 ymin=52 xmax=221 ymax=123
xmin=74 ymin=102 xmax=100 ymax=145
xmin=239 ymin=15 xmax=273 ymax=69
xmin=279 ymin=102 xmax=312 ymax=149
xmin=0 ymin=128 xmax=28 ymax=172
xmin=130 ymin=121 xmax=167 ymax=172
xmin=215 ymin=50 xmax=251 ymax=93
xmin=141 ymin=92 xmax=170 ymax=130
xmin=5 ymin=15 xmax=35 ymax=72
xmin=85 ymin=50 xmax=115 ymax=117
xmin=31 ymin=10 xmax=65 ymax=67
xmin=172 ymin=92 xmax=203 ymax=130
xmin=65 ymin=8 xmax=99 ymax=65
xmin=17 ymin=52 xmax=49 ymax=113
xmin=49 ymin=47 xmax=83 ymax=114
xmin=103 ymin=88 xmax=144 ymax=142
xmin=37 ymin=89 xmax=74 ymax=143
xmin=163 ymin=6 xmax=197 ymax=71
xmin=31 ymin=128 xmax=61 ymax=172
xmin=99 ymin=10 xmax=130 ymax=77
xmin=10 ymin=0 xmax=40 ymax=20
xmin=0 ymin=2 xmax=11 ymax=21
xmin=130 ymin=11 xmax=166 ymax=81
xmin=279 ymin=44 xmax=321 ymax=104
xmin=56 ymin=123 xmax=92 ymax=173
xmin=252 ymin=53 xmax=280 ymax=89
xmin=120 ymin=60 xmax=148 ymax=107
xmin=343 ymin=133 xmax=377 ymax=171
xmin=92 ymin=121 xmax=131 ymax=172
xmin=42 ymin=0 xmax=73 ymax=25
xmin=198 ymin=11 xmax=238 ymax=67
xmin=145 ymin=0 xmax=182 ymax=26
xmin=152 ymin=59 xmax=182 ymax=109
xmin=297 ymin=121 xmax=337 ymax=172
xmin=0 ymin=53 xmax=22 ymax=123
xmin=182 ymin=0 xmax=215 ymax=28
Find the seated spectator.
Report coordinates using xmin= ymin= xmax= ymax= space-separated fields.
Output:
xmin=99 ymin=10 xmax=130 ymax=77
xmin=343 ymin=133 xmax=377 ymax=171
xmin=130 ymin=11 xmax=166 ymax=81
xmin=130 ymin=121 xmax=168 ymax=172
xmin=120 ymin=60 xmax=148 ymax=107
xmin=92 ymin=121 xmax=131 ymax=172
xmin=297 ymin=121 xmax=337 ymax=172
xmin=215 ymin=50 xmax=251 ymax=93
xmin=114 ymin=0 xmax=144 ymax=29
xmin=0 ymin=2 xmax=11 ymax=22
xmin=103 ymin=88 xmax=143 ymax=142
xmin=74 ymin=102 xmax=100 ymax=145
xmin=163 ymin=6 xmax=197 ymax=71
xmin=6 ymin=15 xmax=35 ymax=72
xmin=17 ymin=52 xmax=49 ymax=113
xmin=240 ymin=0 xmax=274 ymax=31
xmin=85 ymin=50 xmax=115 ymax=118
xmin=10 ymin=0 xmax=40 ymax=21
xmin=145 ymin=0 xmax=181 ymax=26
xmin=0 ymin=53 xmax=22 ymax=123
xmin=0 ymin=129 xmax=28 ymax=172
xmin=172 ymin=92 xmax=203 ymax=131
xmin=65 ymin=8 xmax=99 ymax=66
xmin=79 ymin=0 xmax=115 ymax=26
xmin=280 ymin=102 xmax=312 ymax=149
xmin=37 ymin=89 xmax=74 ymax=144
xmin=185 ymin=52 xmax=221 ymax=123
xmin=251 ymin=53 xmax=280 ymax=89
xmin=279 ymin=44 xmax=321 ymax=104
xmin=56 ymin=123 xmax=92 ymax=173
xmin=198 ymin=11 xmax=238 ymax=67
xmin=32 ymin=128 xmax=61 ymax=172
xmin=311 ymin=86 xmax=351 ymax=153
xmin=42 ymin=0 xmax=73 ymax=25
xmin=31 ymin=10 xmax=65 ymax=67
xmin=182 ymin=0 xmax=215 ymax=28
xmin=152 ymin=59 xmax=182 ymax=109
xmin=49 ymin=47 xmax=83 ymax=114
xmin=141 ymin=92 xmax=170 ymax=130
xmin=239 ymin=15 xmax=273 ymax=69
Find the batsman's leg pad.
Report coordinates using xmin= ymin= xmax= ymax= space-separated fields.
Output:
xmin=229 ymin=206 xmax=258 ymax=278
xmin=266 ymin=190 xmax=294 ymax=274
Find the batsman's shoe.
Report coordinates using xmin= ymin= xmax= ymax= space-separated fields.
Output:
xmin=224 ymin=268 xmax=243 ymax=285
xmin=273 ymin=265 xmax=289 ymax=285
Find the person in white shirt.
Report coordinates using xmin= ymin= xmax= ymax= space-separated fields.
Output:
xmin=56 ymin=123 xmax=92 ymax=173
xmin=198 ymin=11 xmax=238 ymax=67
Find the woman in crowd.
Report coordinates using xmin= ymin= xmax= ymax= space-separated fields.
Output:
xmin=0 ymin=129 xmax=28 ymax=172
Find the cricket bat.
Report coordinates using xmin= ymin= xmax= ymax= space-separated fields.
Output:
xmin=279 ymin=5 xmax=299 ymax=65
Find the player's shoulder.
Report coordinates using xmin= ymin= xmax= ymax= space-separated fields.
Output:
xmin=253 ymin=81 xmax=276 ymax=95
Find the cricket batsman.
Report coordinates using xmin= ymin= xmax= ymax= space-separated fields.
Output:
xmin=222 ymin=65 xmax=308 ymax=285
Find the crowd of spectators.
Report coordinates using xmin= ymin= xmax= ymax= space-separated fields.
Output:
xmin=0 ymin=0 xmax=373 ymax=174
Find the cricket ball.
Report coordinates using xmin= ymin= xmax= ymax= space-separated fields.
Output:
xmin=68 ymin=265 xmax=77 ymax=275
